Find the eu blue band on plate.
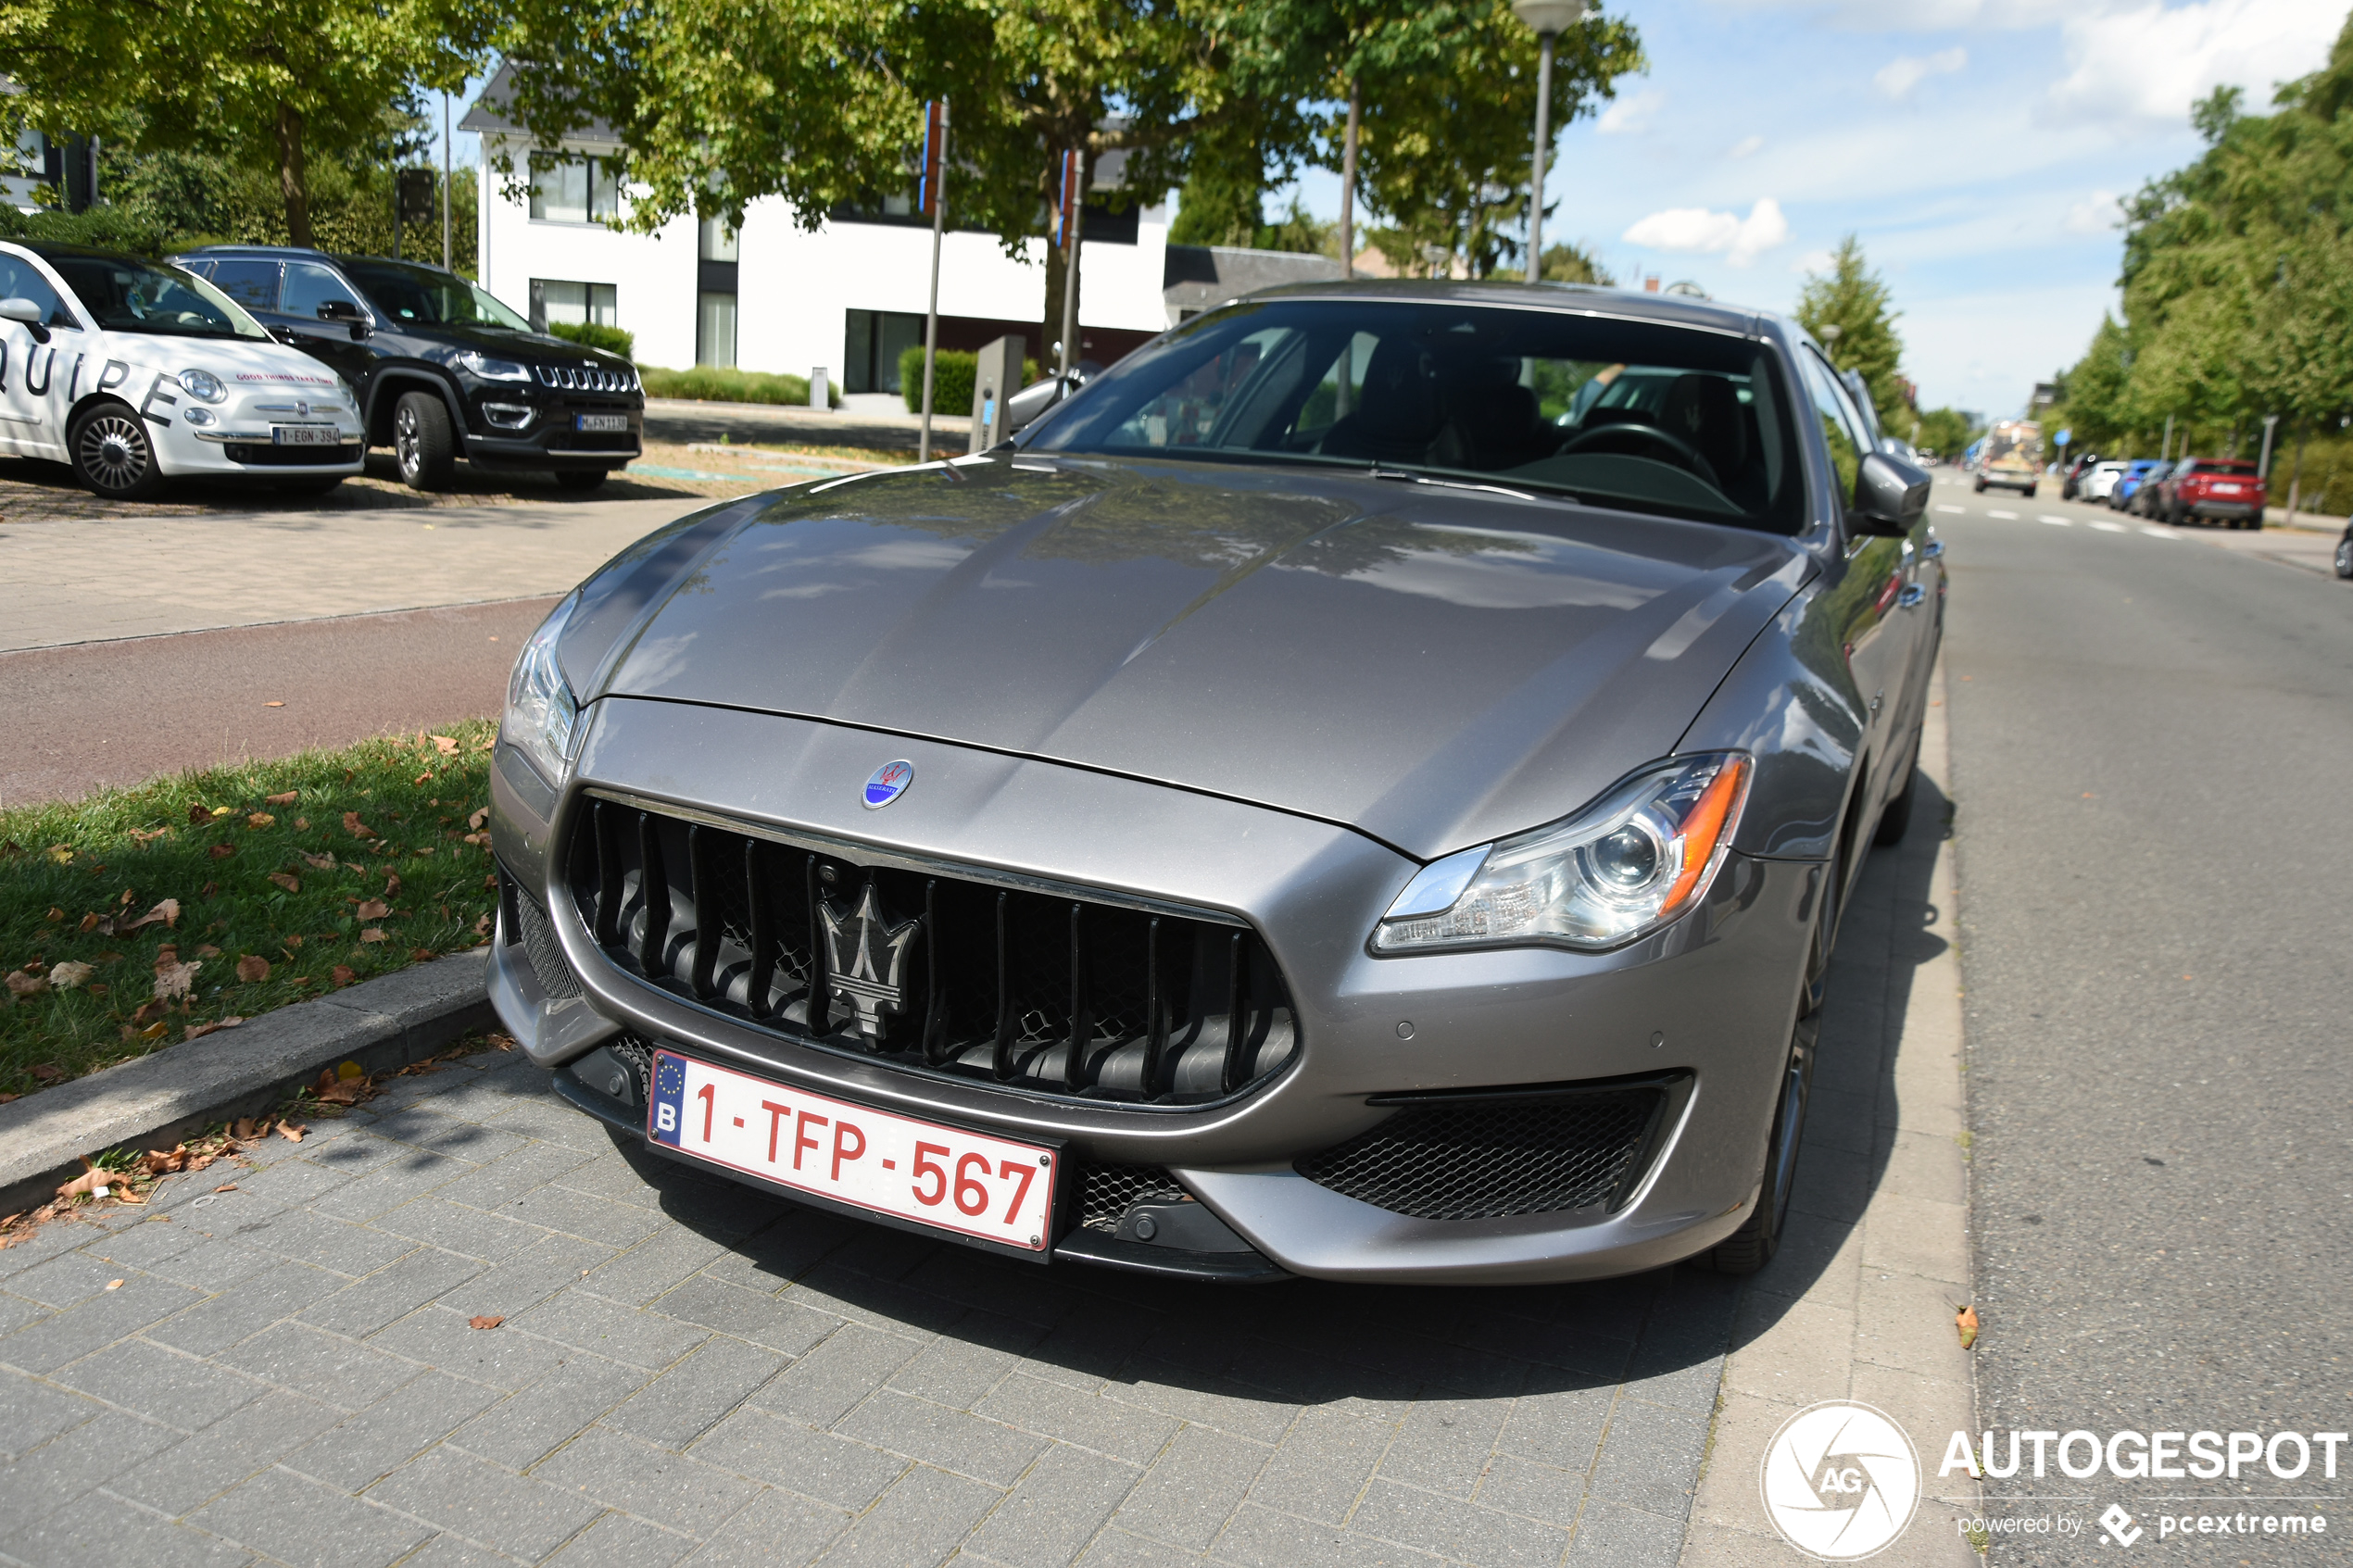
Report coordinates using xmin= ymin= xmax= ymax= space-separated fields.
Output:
xmin=651 ymin=1050 xmax=688 ymax=1145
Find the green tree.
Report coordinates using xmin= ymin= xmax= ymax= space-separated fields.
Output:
xmin=0 ymin=0 xmax=485 ymax=247
xmin=1541 ymin=240 xmax=1613 ymax=284
xmin=1911 ymin=407 xmax=1982 ymax=458
xmin=1796 ymin=235 xmax=1908 ymax=434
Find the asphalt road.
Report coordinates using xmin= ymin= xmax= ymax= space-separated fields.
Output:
xmin=1934 ymin=479 xmax=2352 ymax=1561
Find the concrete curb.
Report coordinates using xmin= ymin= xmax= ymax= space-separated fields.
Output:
xmin=0 ymin=948 xmax=492 ymax=1215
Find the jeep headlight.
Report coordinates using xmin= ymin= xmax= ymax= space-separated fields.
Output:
xmin=503 ymin=596 xmax=580 ymax=784
xmin=1373 ymin=753 xmax=1753 ymax=953
xmin=458 ymin=350 xmax=532 ymax=383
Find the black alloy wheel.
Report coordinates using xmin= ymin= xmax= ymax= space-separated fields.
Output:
xmin=68 ymin=404 xmax=167 ymax=500
xmin=394 ymin=390 xmax=456 ymax=490
xmin=2334 ymin=534 xmax=2352 ymax=579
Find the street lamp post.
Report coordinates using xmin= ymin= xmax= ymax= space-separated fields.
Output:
xmin=1511 ymin=0 xmax=1588 ymax=283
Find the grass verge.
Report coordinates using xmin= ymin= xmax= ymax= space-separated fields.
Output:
xmin=2 ymin=721 xmax=503 ymax=1101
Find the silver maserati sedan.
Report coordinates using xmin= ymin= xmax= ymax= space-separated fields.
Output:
xmin=486 ymin=282 xmax=1940 ymax=1285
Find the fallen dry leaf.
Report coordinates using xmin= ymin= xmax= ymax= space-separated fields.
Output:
xmin=268 ymin=872 xmax=301 ymax=894
xmin=301 ymin=850 xmax=336 ymax=871
xmin=468 ymin=1314 xmax=504 ymax=1330
xmin=234 ymin=954 xmax=270 ymax=984
xmin=134 ymin=1021 xmax=166 ymax=1041
xmin=295 ymin=817 xmax=309 ymax=830
xmin=266 ymin=790 xmax=298 ymax=806
xmin=143 ymin=1147 xmax=189 ymax=1174
xmin=275 ymin=1121 xmax=306 ymax=1143
xmin=312 ymin=1068 xmax=368 ymax=1105
xmin=232 ymin=1118 xmax=257 ymax=1140
xmin=184 ymin=1017 xmax=244 ymax=1041
xmin=1957 ymin=1304 xmax=1979 ymax=1350
xmin=195 ymin=943 xmax=222 ymax=958
xmin=129 ymin=826 xmax=170 ymax=844
xmin=105 ymin=1279 xmax=123 ymax=1290
xmin=209 ymin=845 xmax=235 ymax=859
xmin=153 ymin=960 xmax=201 ymax=1001
xmin=5 ymin=972 xmax=46 ymax=997
xmin=246 ymin=812 xmax=274 ymax=830
xmin=431 ymin=734 xmax=459 ymax=756
xmin=29 ymin=1062 xmax=62 ymax=1081
xmin=345 ymin=812 xmax=378 ymax=839
xmin=0 ymin=1093 xmax=16 ymax=1105
xmin=79 ymin=912 xmax=99 ymax=933
xmin=47 ymin=960 xmax=94 ymax=990
xmin=213 ymin=1183 xmax=237 ymax=1193
xmin=124 ymin=898 xmax=180 ymax=931
xmin=359 ymin=929 xmax=387 ymax=945
xmin=55 ymin=1164 xmax=114 ymax=1198
xmin=472 ymin=914 xmax=492 ymax=936
xmin=383 ymin=873 xmax=401 ymax=897
xmin=469 ymin=808 xmax=490 ymax=831
xmin=186 ymin=803 xmax=211 ymax=825
xmin=45 ymin=906 xmax=65 ymax=922
xmin=414 ymin=771 xmax=434 ymax=785
xmin=409 ymin=947 xmax=435 ymax=962
xmin=356 ymin=898 xmax=389 ymax=921
xmin=265 ymin=700 xmax=285 ymax=708
xmin=331 ymin=964 xmax=357 ymax=987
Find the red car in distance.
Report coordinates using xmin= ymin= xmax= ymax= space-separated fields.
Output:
xmin=2154 ymin=457 xmax=2265 ymax=529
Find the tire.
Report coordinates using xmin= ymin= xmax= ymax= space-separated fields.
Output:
xmin=2247 ymin=510 xmax=2263 ymax=531
xmin=554 ymin=469 xmax=609 ymax=491
xmin=68 ymin=403 xmax=167 ymax=500
xmin=2335 ymin=535 xmax=2353 ymax=579
xmin=2167 ymin=499 xmax=2185 ymax=527
xmin=2024 ymin=483 xmax=2036 ymax=498
xmin=1872 ymin=763 xmax=1917 ymax=847
xmin=1701 ymin=1010 xmax=1818 ymax=1274
xmin=1972 ymin=478 xmax=1985 ymax=494
xmin=393 ymin=390 xmax=456 ymax=490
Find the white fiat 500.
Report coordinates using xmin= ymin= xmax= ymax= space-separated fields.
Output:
xmin=0 ymin=239 xmax=365 ymax=499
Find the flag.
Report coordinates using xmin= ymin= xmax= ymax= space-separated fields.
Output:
xmin=917 ymin=100 xmax=948 ymax=218
xmin=1051 ymin=147 xmax=1083 ymax=250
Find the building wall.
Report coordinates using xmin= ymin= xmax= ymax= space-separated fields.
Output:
xmin=476 ymin=133 xmax=1170 ymax=377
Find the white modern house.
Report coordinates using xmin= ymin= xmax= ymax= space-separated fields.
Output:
xmin=460 ymin=69 xmax=1186 ymax=394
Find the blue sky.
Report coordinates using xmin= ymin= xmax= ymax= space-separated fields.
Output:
xmin=1277 ymin=0 xmax=2343 ymax=421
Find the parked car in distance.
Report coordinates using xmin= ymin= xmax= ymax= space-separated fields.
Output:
xmin=2153 ymin=457 xmax=2265 ymax=529
xmin=169 ymin=245 xmax=643 ymax=492
xmin=2336 ymin=520 xmax=2352 ymax=579
xmin=0 ymin=240 xmax=365 ymax=500
xmin=1974 ymin=420 xmax=2041 ymax=495
xmin=2111 ymin=458 xmax=2163 ymax=509
xmin=2081 ymin=459 xmax=2130 ymax=504
xmin=2131 ymin=460 xmax=2178 ymax=517
xmin=1916 ymin=447 xmax=1939 ymax=466
xmin=2059 ymin=451 xmax=2102 ymax=499
xmin=488 ymin=282 xmax=1944 ymax=1285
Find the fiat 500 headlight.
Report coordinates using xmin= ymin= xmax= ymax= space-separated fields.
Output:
xmin=503 ymin=596 xmax=580 ymax=784
xmin=177 ymin=368 xmax=226 ymax=404
xmin=1373 ymin=753 xmax=1753 ymax=954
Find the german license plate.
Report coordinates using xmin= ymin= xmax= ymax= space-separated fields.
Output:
xmin=271 ymin=424 xmax=341 ymax=446
xmin=647 ymin=1049 xmax=1056 ymax=1251
xmin=574 ymin=413 xmax=630 ymax=433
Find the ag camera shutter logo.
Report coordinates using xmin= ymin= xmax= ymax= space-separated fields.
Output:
xmin=1760 ymin=1401 xmax=1921 ymax=1560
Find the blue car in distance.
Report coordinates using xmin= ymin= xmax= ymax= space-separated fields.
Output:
xmin=2110 ymin=458 xmax=2164 ymax=510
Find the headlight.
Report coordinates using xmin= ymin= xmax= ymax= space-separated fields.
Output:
xmin=458 ymin=351 xmax=532 ymax=383
xmin=178 ymin=368 xmax=226 ymax=403
xmin=1372 ymin=753 xmax=1753 ymax=954
xmin=503 ymin=596 xmax=580 ymax=784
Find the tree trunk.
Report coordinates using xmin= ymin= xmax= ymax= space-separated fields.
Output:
xmin=1040 ymin=146 xmax=1085 ymax=377
xmin=275 ymin=100 xmax=313 ymax=249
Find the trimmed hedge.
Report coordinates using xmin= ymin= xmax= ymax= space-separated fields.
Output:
xmin=898 ymin=346 xmax=1040 ymax=415
xmin=547 ymin=320 xmax=635 ymax=359
xmin=637 ymin=364 xmax=843 ymax=408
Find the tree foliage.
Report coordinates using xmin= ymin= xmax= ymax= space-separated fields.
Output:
xmin=1795 ymin=234 xmax=1908 ymax=435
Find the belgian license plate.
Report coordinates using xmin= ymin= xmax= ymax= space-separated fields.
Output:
xmin=271 ymin=424 xmax=341 ymax=446
xmin=647 ymin=1050 xmax=1056 ymax=1251
xmin=574 ymin=413 xmax=630 ymax=433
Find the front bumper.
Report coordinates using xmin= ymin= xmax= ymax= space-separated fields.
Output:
xmin=462 ymin=389 xmax=643 ymax=470
xmin=488 ymin=696 xmax=1820 ymax=1285
xmin=162 ymin=395 xmax=365 ymax=476
xmin=2186 ymin=498 xmax=2258 ymax=520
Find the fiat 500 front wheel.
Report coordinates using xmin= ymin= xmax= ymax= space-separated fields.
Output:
xmin=69 ymin=404 xmax=167 ymax=501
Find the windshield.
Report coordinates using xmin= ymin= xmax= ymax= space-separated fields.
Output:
xmin=339 ymin=259 xmax=532 ymax=331
xmin=1025 ymin=299 xmax=1808 ymax=533
xmin=46 ymin=256 xmax=267 ymax=340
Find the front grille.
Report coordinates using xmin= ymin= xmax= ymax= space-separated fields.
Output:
xmin=564 ymin=797 xmax=1300 ymax=1105
xmin=1074 ymin=1163 xmax=1187 ymax=1233
xmin=223 ymin=441 xmax=363 ymax=466
xmin=1296 ymin=1085 xmax=1670 ymax=1220
xmin=505 ymin=877 xmax=582 ymax=998
xmin=535 ymin=364 xmax=636 ymax=393
xmin=550 ymin=431 xmax=638 ymax=452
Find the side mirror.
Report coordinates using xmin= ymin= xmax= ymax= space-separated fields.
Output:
xmin=1851 ymin=449 xmax=1931 ymax=537
xmin=317 ymin=298 xmax=370 ymax=338
xmin=0 ymin=296 xmax=50 ymax=342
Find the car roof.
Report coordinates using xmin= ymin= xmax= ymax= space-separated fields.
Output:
xmin=170 ymin=244 xmax=335 ymax=260
xmin=6 ymin=239 xmax=180 ymax=266
xmin=1225 ymin=277 xmax=1775 ymax=339
xmin=174 ymin=245 xmax=463 ymax=281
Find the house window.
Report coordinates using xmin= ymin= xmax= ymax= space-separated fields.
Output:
xmin=698 ymin=216 xmax=738 ymax=262
xmin=843 ymin=309 xmax=926 ymax=395
xmin=529 ymin=153 xmax=620 ymax=224
xmin=529 ymin=279 xmax=618 ymax=332
xmin=697 ymin=293 xmax=737 ymax=368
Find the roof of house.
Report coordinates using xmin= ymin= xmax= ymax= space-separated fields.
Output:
xmin=458 ymin=63 xmax=623 ymax=146
xmin=1162 ymin=245 xmax=1345 ymax=315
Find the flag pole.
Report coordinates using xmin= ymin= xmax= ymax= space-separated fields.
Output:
xmin=919 ymin=100 xmax=949 ymax=464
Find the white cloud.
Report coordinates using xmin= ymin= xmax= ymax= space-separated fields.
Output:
xmin=2064 ymin=191 xmax=2124 ymax=234
xmin=1623 ymin=198 xmax=1791 ymax=267
xmin=1875 ymin=46 xmax=1968 ymax=99
xmin=1729 ymin=134 xmax=1766 ymax=159
xmin=1792 ymin=247 xmax=1838 ymax=275
xmin=2045 ymin=0 xmax=2339 ymax=127
xmin=1598 ymin=90 xmax=1667 ymax=134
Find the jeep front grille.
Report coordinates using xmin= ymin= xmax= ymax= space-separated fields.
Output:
xmin=535 ymin=363 xmax=636 ymax=393
xmin=564 ymin=798 xmax=1299 ymax=1105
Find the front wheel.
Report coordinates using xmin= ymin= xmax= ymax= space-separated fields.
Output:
xmin=1702 ymin=1012 xmax=1818 ymax=1274
xmin=2023 ymin=483 xmax=2036 ymax=498
xmin=2334 ymin=535 xmax=2352 ymax=579
xmin=393 ymin=391 xmax=456 ymax=490
xmin=69 ymin=404 xmax=167 ymax=500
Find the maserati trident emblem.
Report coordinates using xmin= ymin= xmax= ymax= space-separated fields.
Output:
xmin=819 ymin=883 xmax=921 ymax=1043
xmin=863 ymin=759 xmax=914 ymax=809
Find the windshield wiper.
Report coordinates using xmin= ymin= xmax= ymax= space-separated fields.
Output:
xmin=1366 ymin=465 xmax=1582 ymax=507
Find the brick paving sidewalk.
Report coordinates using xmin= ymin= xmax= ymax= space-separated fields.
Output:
xmin=0 ymin=1043 xmax=1744 ymax=1568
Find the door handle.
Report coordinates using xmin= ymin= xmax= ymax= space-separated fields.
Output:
xmin=1896 ymin=584 xmax=1928 ymax=609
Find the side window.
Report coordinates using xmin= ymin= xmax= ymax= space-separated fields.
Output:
xmin=208 ymin=260 xmax=283 ymax=311
xmin=530 ymin=154 xmax=620 ymax=223
xmin=0 ymin=253 xmax=74 ymax=328
xmin=283 ymin=262 xmax=365 ymax=320
xmin=1799 ymin=349 xmax=1863 ymax=506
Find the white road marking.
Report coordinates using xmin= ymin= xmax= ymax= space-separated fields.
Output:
xmin=2039 ymin=515 xmax=2071 ymax=524
xmin=2036 ymin=515 xmax=2070 ymax=526
xmin=1988 ymin=509 xmax=2020 ymax=520
xmin=2089 ymin=521 xmax=2128 ymax=533
xmin=2141 ymin=527 xmax=2179 ymax=540
xmin=1935 ymin=504 xmax=1965 ymax=513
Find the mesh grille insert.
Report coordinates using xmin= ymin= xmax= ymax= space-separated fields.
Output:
xmin=511 ymin=884 xmax=583 ymax=998
xmin=1074 ymin=1163 xmax=1187 ymax=1233
xmin=1295 ymin=1088 xmax=1667 ymax=1220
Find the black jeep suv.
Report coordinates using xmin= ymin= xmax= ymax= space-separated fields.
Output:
xmin=169 ymin=245 xmax=642 ymax=491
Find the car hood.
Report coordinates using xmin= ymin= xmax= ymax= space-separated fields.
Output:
xmin=113 ymin=333 xmax=349 ymax=391
xmin=420 ymin=321 xmax=628 ymax=370
xmin=581 ymin=457 xmax=1813 ymax=859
